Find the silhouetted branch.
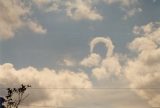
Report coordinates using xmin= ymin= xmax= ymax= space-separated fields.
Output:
xmin=4 ymin=84 xmax=31 ymax=108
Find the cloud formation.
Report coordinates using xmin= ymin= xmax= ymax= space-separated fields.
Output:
xmin=125 ymin=22 xmax=160 ymax=107
xmin=90 ymin=37 xmax=114 ymax=57
xmin=104 ymin=0 xmax=141 ymax=19
xmin=27 ymin=20 xmax=47 ymax=34
xmin=80 ymin=28 xmax=160 ymax=107
xmin=0 ymin=0 xmax=46 ymax=39
xmin=33 ymin=0 xmax=103 ymax=21
xmin=65 ymin=0 xmax=103 ymax=21
xmin=1 ymin=29 xmax=160 ymax=107
xmin=80 ymin=53 xmax=101 ymax=67
xmin=0 ymin=0 xmax=28 ymax=39
xmin=0 ymin=0 xmax=143 ymax=39
xmin=32 ymin=0 xmax=141 ymax=21
xmin=81 ymin=37 xmax=121 ymax=80
xmin=0 ymin=63 xmax=92 ymax=106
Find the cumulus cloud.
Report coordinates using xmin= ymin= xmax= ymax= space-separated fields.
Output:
xmin=1 ymin=31 xmax=159 ymax=107
xmin=32 ymin=0 xmax=103 ymax=21
xmin=63 ymin=59 xmax=75 ymax=67
xmin=0 ymin=0 xmax=46 ymax=39
xmin=80 ymin=24 xmax=160 ymax=106
xmin=0 ymin=63 xmax=92 ymax=107
xmin=129 ymin=37 xmax=157 ymax=52
xmin=80 ymin=53 xmax=101 ymax=67
xmin=32 ymin=0 xmax=142 ymax=21
xmin=65 ymin=0 xmax=103 ymax=21
xmin=0 ymin=0 xmax=29 ymax=39
xmin=27 ymin=20 xmax=47 ymax=34
xmin=92 ymin=55 xmax=121 ymax=80
xmin=125 ymin=22 xmax=160 ymax=107
xmin=133 ymin=22 xmax=156 ymax=35
xmin=0 ymin=0 xmax=143 ymax=38
xmin=81 ymin=37 xmax=121 ymax=80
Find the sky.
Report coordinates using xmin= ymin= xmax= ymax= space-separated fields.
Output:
xmin=0 ymin=0 xmax=160 ymax=108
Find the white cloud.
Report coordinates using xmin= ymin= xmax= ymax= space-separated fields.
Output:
xmin=0 ymin=0 xmax=29 ymax=39
xmin=90 ymin=37 xmax=114 ymax=57
xmin=92 ymin=55 xmax=121 ymax=80
xmin=129 ymin=37 xmax=157 ymax=52
xmin=32 ymin=0 xmax=103 ymax=21
xmin=92 ymin=67 xmax=107 ymax=80
xmin=81 ymin=37 xmax=121 ymax=80
xmin=104 ymin=0 xmax=141 ymax=19
xmin=62 ymin=58 xmax=76 ymax=67
xmin=32 ymin=0 xmax=141 ymax=21
xmin=65 ymin=0 xmax=103 ymax=21
xmin=80 ymin=53 xmax=101 ymax=67
xmin=27 ymin=20 xmax=47 ymax=34
xmin=133 ymin=23 xmax=155 ymax=35
xmin=123 ymin=8 xmax=142 ymax=20
xmin=0 ymin=0 xmax=143 ymax=39
xmin=0 ymin=63 xmax=92 ymax=106
xmin=1 ymin=31 xmax=159 ymax=107
xmin=0 ymin=0 xmax=46 ymax=39
xmin=125 ymin=22 xmax=160 ymax=107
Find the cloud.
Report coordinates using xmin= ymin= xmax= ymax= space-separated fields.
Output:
xmin=80 ymin=53 xmax=101 ymax=67
xmin=63 ymin=59 xmax=75 ymax=67
xmin=81 ymin=37 xmax=121 ymax=80
xmin=59 ymin=58 xmax=76 ymax=67
xmin=129 ymin=37 xmax=157 ymax=52
xmin=80 ymin=23 xmax=160 ymax=106
xmin=133 ymin=23 xmax=155 ymax=35
xmin=0 ymin=0 xmax=46 ymax=39
xmin=90 ymin=37 xmax=114 ymax=57
xmin=104 ymin=0 xmax=142 ymax=20
xmin=0 ymin=63 xmax=144 ymax=108
xmin=33 ymin=0 xmax=144 ymax=21
xmin=125 ymin=22 xmax=160 ymax=107
xmin=0 ymin=0 xmax=29 ymax=39
xmin=32 ymin=0 xmax=60 ymax=12
xmin=123 ymin=8 xmax=142 ymax=20
xmin=0 ymin=63 xmax=92 ymax=106
xmin=33 ymin=0 xmax=103 ymax=21
xmin=32 ymin=0 xmax=141 ymax=21
xmin=0 ymin=0 xmax=143 ymax=39
xmin=27 ymin=20 xmax=47 ymax=34
xmin=92 ymin=55 xmax=121 ymax=80
xmin=90 ymin=37 xmax=121 ymax=79
xmin=104 ymin=0 xmax=138 ymax=6
xmin=65 ymin=0 xmax=103 ymax=21
xmin=1 ymin=31 xmax=159 ymax=107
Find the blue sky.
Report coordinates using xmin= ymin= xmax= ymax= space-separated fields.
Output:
xmin=0 ymin=0 xmax=160 ymax=108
